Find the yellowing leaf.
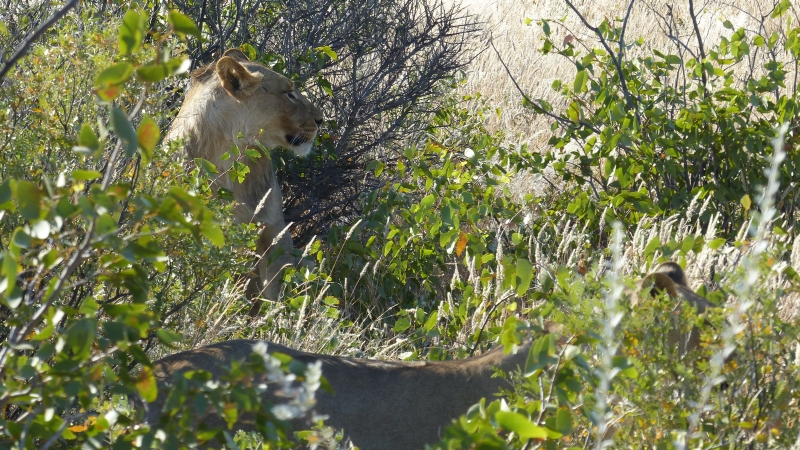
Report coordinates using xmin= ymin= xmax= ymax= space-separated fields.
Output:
xmin=68 ymin=424 xmax=88 ymax=433
xmin=137 ymin=115 xmax=160 ymax=162
xmin=94 ymin=63 xmax=133 ymax=101
xmin=455 ymin=232 xmax=468 ymax=257
xmin=135 ymin=366 xmax=158 ymax=403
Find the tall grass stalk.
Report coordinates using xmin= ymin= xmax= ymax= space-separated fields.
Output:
xmin=593 ymin=222 xmax=625 ymax=448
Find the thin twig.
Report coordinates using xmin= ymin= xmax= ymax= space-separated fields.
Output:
xmin=563 ymin=0 xmax=636 ymax=114
xmin=688 ymin=0 xmax=708 ymax=91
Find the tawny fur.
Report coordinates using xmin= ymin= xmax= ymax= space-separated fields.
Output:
xmin=638 ymin=261 xmax=719 ymax=357
xmin=147 ymin=339 xmax=531 ymax=450
xmin=165 ymin=49 xmax=323 ymax=309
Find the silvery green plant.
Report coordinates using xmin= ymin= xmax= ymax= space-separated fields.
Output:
xmin=593 ymin=222 xmax=625 ymax=449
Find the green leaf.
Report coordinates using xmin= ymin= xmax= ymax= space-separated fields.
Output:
xmin=567 ymin=100 xmax=581 ymax=122
xmin=168 ymin=10 xmax=201 ymax=38
xmin=317 ymin=76 xmax=333 ymax=97
xmin=0 ymin=179 xmax=11 ymax=207
xmin=156 ymin=329 xmax=183 ymax=345
xmin=495 ymin=411 xmax=548 ymax=439
xmin=393 ymin=317 xmax=411 ymax=332
xmin=643 ymin=236 xmax=661 ymax=260
xmin=555 ymin=407 xmax=574 ymax=435
xmin=664 ymin=54 xmax=681 ymax=66
xmin=708 ymin=237 xmax=727 ymax=250
xmin=200 ymin=220 xmax=224 ymax=247
xmin=573 ymin=69 xmax=588 ymax=93
xmin=194 ymin=158 xmax=219 ymax=175
xmin=420 ymin=194 xmax=435 ymax=209
xmin=94 ymin=63 xmax=133 ymax=101
xmin=2 ymin=250 xmax=18 ymax=296
xmin=515 ymin=258 xmax=534 ymax=296
xmin=109 ymin=107 xmax=138 ymax=158
xmin=136 ymin=57 xmax=191 ymax=82
xmin=136 ymin=366 xmax=159 ymax=402
xmin=137 ymin=115 xmax=160 ymax=162
xmin=66 ymin=318 xmax=97 ymax=359
xmin=16 ymin=180 xmax=41 ymax=220
xmin=771 ymin=0 xmax=790 ymax=18
xmin=315 ymin=46 xmax=338 ymax=61
xmin=0 ymin=20 xmax=7 ymax=35
xmin=78 ymin=124 xmax=100 ymax=150
xmin=72 ymin=170 xmax=102 ymax=181
xmin=740 ymin=194 xmax=751 ymax=211
xmin=118 ymin=9 xmax=146 ymax=56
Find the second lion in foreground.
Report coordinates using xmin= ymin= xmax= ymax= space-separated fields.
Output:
xmin=166 ymin=49 xmax=323 ymax=310
xmin=145 ymin=339 xmax=531 ymax=450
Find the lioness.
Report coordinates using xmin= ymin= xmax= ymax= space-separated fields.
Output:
xmin=145 ymin=339 xmax=531 ymax=450
xmin=638 ymin=261 xmax=719 ymax=357
xmin=166 ymin=49 xmax=323 ymax=310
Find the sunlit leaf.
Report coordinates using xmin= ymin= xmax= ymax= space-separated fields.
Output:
xmin=168 ymin=11 xmax=201 ymax=38
xmin=515 ymin=258 xmax=533 ymax=296
xmin=199 ymin=220 xmax=224 ymax=247
xmin=72 ymin=170 xmax=102 ymax=181
xmin=315 ymin=46 xmax=338 ymax=61
xmin=495 ymin=411 xmax=548 ymax=439
xmin=78 ymin=124 xmax=100 ymax=151
xmin=118 ymin=9 xmax=146 ymax=56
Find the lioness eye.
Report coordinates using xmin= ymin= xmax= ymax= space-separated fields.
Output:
xmin=287 ymin=92 xmax=297 ymax=100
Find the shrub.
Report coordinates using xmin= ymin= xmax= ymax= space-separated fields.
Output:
xmin=523 ymin=2 xmax=799 ymax=237
xmin=0 ymin=8 xmax=335 ymax=449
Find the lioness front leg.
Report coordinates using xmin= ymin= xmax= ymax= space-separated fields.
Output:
xmin=248 ymin=222 xmax=296 ymax=317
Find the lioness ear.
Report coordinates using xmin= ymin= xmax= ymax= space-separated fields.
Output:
xmin=222 ymin=48 xmax=249 ymax=61
xmin=216 ymin=56 xmax=262 ymax=98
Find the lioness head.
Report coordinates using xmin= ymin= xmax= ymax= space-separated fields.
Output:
xmin=173 ymin=48 xmax=323 ymax=158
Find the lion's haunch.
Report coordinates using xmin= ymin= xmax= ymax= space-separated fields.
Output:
xmin=146 ymin=339 xmax=531 ymax=450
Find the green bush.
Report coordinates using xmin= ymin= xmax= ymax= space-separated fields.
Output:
xmin=0 ymin=8 xmax=334 ymax=449
xmin=527 ymin=3 xmax=799 ymax=237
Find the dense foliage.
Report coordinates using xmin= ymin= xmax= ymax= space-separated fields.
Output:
xmin=0 ymin=0 xmax=799 ymax=449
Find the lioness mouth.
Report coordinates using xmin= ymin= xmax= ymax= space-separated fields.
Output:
xmin=286 ymin=134 xmax=307 ymax=146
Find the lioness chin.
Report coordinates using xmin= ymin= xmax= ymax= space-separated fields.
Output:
xmin=166 ymin=49 xmax=323 ymax=312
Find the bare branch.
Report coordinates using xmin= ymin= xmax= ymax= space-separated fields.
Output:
xmin=688 ymin=0 xmax=708 ymax=91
